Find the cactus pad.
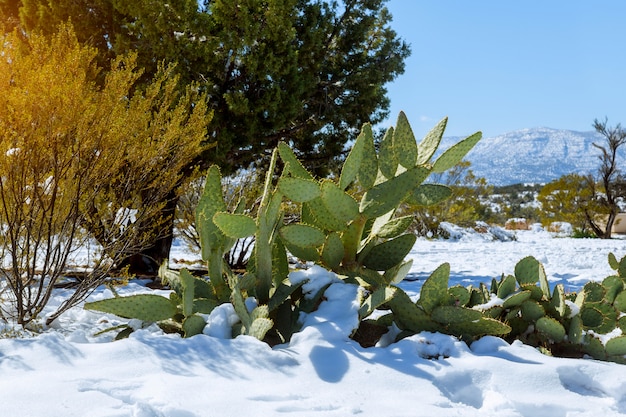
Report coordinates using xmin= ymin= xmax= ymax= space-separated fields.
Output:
xmin=361 ymin=233 xmax=416 ymax=271
xmin=536 ymin=317 xmax=566 ymax=342
xmin=605 ymin=336 xmax=626 ymax=356
xmin=418 ymin=263 xmax=451 ymax=314
xmin=84 ymin=294 xmax=178 ymax=322
xmin=393 ymin=111 xmax=418 ymax=168
xmin=278 ymin=177 xmax=321 ymax=202
xmin=407 ymin=184 xmax=452 ymax=207
xmin=320 ymin=180 xmax=359 ymax=224
xmin=432 ymin=131 xmax=482 ymax=173
xmin=416 ymin=117 xmax=447 ymax=165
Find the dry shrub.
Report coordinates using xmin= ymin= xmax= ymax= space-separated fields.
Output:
xmin=0 ymin=25 xmax=210 ymax=326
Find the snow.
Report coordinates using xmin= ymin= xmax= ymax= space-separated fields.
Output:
xmin=2 ymin=230 xmax=626 ymax=416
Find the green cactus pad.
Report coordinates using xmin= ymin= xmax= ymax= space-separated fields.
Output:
xmin=448 ymin=285 xmax=471 ymax=307
xmin=393 ymin=111 xmax=418 ymax=169
xmin=182 ymin=314 xmax=206 ymax=337
xmin=303 ymin=198 xmax=348 ymax=231
xmin=358 ymin=125 xmax=379 ymax=189
xmin=359 ymin=286 xmax=398 ymax=319
xmin=278 ymin=177 xmax=321 ymax=202
xmin=608 ymin=252 xmax=620 ymax=270
xmin=180 ymin=268 xmax=196 ymax=317
xmin=549 ymin=284 xmax=567 ymax=319
xmin=321 ymin=232 xmax=344 ymax=270
xmin=388 ymin=289 xmax=439 ymax=333
xmin=536 ymin=317 xmax=566 ymax=342
xmin=360 ymin=233 xmax=416 ymax=271
xmin=520 ymin=284 xmax=544 ymax=301
xmin=248 ymin=317 xmax=273 ymax=341
xmin=193 ymin=277 xmax=214 ymax=300
xmin=378 ymin=127 xmax=398 ymax=179
xmin=372 ymin=215 xmax=414 ymax=239
xmin=613 ymin=291 xmax=626 ymax=313
xmin=196 ymin=165 xmax=228 ymax=261
xmin=520 ymin=300 xmax=545 ymax=322
xmin=618 ymin=316 xmax=626 ymax=333
xmin=431 ymin=305 xmax=483 ymax=324
xmin=193 ymin=299 xmax=218 ymax=314
xmin=280 ymin=224 xmax=325 ymax=248
xmin=505 ymin=306 xmax=522 ymax=322
xmin=568 ymin=315 xmax=584 ymax=344
xmin=268 ymin=279 xmax=306 ymax=312
xmin=450 ymin=317 xmax=511 ymax=338
xmin=581 ymin=302 xmax=617 ymax=333
xmin=416 ymin=117 xmax=447 ymax=165
xmin=583 ymin=335 xmax=607 ymax=360
xmin=497 ymin=275 xmax=517 ymax=299
xmin=407 ymin=184 xmax=452 ymax=207
xmin=502 ymin=290 xmax=532 ymax=309
xmin=602 ymin=275 xmax=623 ymax=303
xmin=580 ymin=305 xmax=604 ymax=328
xmin=213 ymin=212 xmax=256 ymax=239
xmin=360 ymin=166 xmax=430 ymax=218
xmin=468 ymin=286 xmax=488 ymax=306
xmin=583 ymin=282 xmax=606 ymax=302
xmin=514 ymin=256 xmax=542 ymax=287
xmin=418 ymin=263 xmax=451 ymax=314
xmin=286 ymin=243 xmax=321 ymax=262
xmin=619 ymin=255 xmax=626 ymax=279
xmin=339 ymin=124 xmax=368 ymax=190
xmin=84 ymin=294 xmax=178 ymax=322
xmin=383 ymin=259 xmax=414 ymax=286
xmin=320 ymin=180 xmax=359 ymax=224
xmin=605 ymin=336 xmax=626 ymax=356
xmin=483 ymin=306 xmax=504 ymax=319
xmin=431 ymin=131 xmax=482 ymax=173
xmin=277 ymin=142 xmax=314 ymax=180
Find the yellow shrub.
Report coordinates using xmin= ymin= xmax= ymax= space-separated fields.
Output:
xmin=0 ymin=25 xmax=211 ymax=325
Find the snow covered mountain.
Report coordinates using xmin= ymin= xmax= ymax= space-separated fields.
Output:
xmin=442 ymin=127 xmax=626 ymax=186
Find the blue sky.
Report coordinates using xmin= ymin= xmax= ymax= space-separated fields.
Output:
xmin=382 ymin=1 xmax=626 ymax=139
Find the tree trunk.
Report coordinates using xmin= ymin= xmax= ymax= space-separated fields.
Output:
xmin=118 ymin=191 xmax=180 ymax=277
xmin=603 ymin=210 xmax=617 ymax=239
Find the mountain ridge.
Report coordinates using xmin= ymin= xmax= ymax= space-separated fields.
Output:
xmin=440 ymin=127 xmax=626 ymax=186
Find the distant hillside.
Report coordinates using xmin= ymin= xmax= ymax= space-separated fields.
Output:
xmin=441 ymin=127 xmax=626 ymax=186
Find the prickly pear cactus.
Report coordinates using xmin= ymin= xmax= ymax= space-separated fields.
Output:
xmin=277 ymin=112 xmax=482 ymax=292
xmin=84 ymin=267 xmax=215 ymax=338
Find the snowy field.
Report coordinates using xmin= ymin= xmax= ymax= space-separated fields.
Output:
xmin=2 ymin=229 xmax=626 ymax=417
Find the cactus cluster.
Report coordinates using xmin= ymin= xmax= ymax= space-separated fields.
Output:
xmin=463 ymin=254 xmax=626 ymax=362
xmin=277 ymin=112 xmax=481 ymax=292
xmin=83 ymin=112 xmax=484 ymax=345
xmin=356 ymin=263 xmax=511 ymax=345
xmin=84 ymin=266 xmax=217 ymax=338
xmin=197 ymin=148 xmax=328 ymax=344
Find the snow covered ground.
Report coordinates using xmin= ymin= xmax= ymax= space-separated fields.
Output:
xmin=2 ymin=229 xmax=626 ymax=417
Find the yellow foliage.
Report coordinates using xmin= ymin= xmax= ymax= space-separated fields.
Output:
xmin=0 ymin=25 xmax=211 ymax=325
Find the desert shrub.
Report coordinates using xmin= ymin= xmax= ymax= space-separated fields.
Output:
xmin=537 ymin=174 xmax=598 ymax=233
xmin=407 ymin=161 xmax=492 ymax=237
xmin=0 ymin=26 xmax=209 ymax=326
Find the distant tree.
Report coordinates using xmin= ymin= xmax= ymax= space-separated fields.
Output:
xmin=585 ymin=118 xmax=626 ymax=238
xmin=537 ymin=173 xmax=598 ymax=233
xmin=1 ymin=0 xmax=410 ymax=272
